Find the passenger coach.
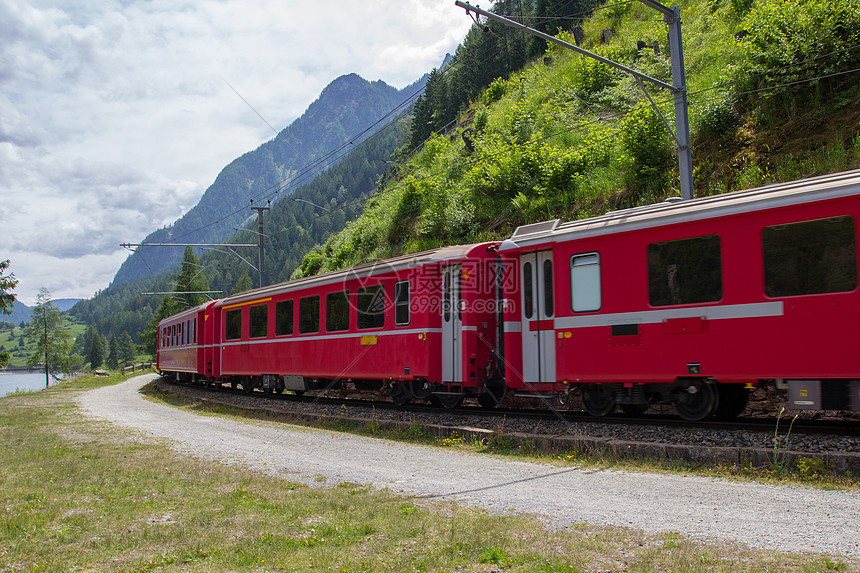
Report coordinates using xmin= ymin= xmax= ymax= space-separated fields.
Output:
xmin=498 ymin=170 xmax=860 ymax=420
xmin=156 ymin=301 xmax=211 ymax=382
xmin=203 ymin=243 xmax=506 ymax=407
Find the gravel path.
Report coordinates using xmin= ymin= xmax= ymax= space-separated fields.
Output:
xmin=77 ymin=375 xmax=860 ymax=558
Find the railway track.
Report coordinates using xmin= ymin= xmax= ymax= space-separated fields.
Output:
xmin=159 ymin=377 xmax=860 ymax=440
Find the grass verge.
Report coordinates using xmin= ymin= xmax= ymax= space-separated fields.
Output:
xmin=0 ymin=373 xmax=857 ymax=572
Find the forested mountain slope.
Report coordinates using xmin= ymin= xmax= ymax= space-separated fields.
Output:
xmin=294 ymin=0 xmax=860 ymax=277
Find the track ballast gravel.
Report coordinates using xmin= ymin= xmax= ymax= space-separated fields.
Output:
xmin=77 ymin=375 xmax=860 ymax=558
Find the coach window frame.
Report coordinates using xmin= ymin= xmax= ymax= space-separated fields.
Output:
xmin=523 ymin=261 xmax=534 ymax=319
xmin=299 ymin=295 xmax=320 ymax=334
xmin=225 ymin=308 xmax=242 ymax=340
xmin=762 ymin=215 xmax=858 ymax=297
xmin=647 ymin=234 xmax=723 ymax=307
xmin=570 ymin=252 xmax=602 ymax=313
xmin=394 ymin=280 xmax=411 ymax=326
xmin=326 ymin=290 xmax=350 ymax=332
xmin=249 ymin=303 xmax=268 ymax=338
xmin=275 ymin=299 xmax=294 ymax=336
xmin=357 ymin=284 xmax=386 ymax=330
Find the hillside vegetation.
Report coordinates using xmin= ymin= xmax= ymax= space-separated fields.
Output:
xmin=294 ymin=0 xmax=860 ymax=277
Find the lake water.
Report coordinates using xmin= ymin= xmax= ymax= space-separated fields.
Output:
xmin=0 ymin=372 xmax=57 ymax=398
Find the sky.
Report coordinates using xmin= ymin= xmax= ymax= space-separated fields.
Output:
xmin=0 ymin=0 xmax=475 ymax=306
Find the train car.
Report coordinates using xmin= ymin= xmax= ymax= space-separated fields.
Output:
xmin=156 ymin=301 xmax=212 ymax=382
xmin=498 ymin=170 xmax=860 ymax=420
xmin=206 ymin=243 xmax=505 ymax=407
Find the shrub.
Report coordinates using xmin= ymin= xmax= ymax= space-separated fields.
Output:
xmin=734 ymin=0 xmax=860 ymax=99
xmin=483 ymin=77 xmax=508 ymax=106
xmin=620 ymin=104 xmax=671 ymax=193
xmin=697 ymin=91 xmax=739 ymax=139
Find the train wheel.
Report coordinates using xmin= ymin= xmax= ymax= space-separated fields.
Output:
xmin=674 ymin=380 xmax=718 ymax=421
xmin=713 ymin=384 xmax=749 ymax=420
xmin=581 ymin=384 xmax=615 ymax=417
xmin=242 ymin=379 xmax=254 ymax=394
xmin=230 ymin=380 xmax=238 ymax=391
xmin=389 ymin=381 xmax=411 ymax=406
xmin=408 ymin=379 xmax=433 ymax=400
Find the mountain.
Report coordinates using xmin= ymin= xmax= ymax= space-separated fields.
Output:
xmin=1 ymin=301 xmax=31 ymax=324
xmin=53 ymin=299 xmax=83 ymax=312
xmin=111 ymin=73 xmax=427 ymax=286
xmin=0 ymin=298 xmax=81 ymax=324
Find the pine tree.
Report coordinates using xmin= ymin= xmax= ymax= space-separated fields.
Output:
xmin=175 ymin=246 xmax=209 ymax=311
xmin=88 ymin=331 xmax=107 ymax=370
xmin=107 ymin=334 xmax=119 ymax=369
xmin=234 ymin=271 xmax=254 ymax=295
xmin=25 ymin=288 xmax=79 ymax=386
xmin=119 ymin=331 xmax=136 ymax=365
xmin=0 ymin=260 xmax=17 ymax=315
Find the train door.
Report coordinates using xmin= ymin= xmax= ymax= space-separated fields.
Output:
xmin=441 ymin=264 xmax=463 ymax=383
xmin=520 ymin=251 xmax=556 ymax=384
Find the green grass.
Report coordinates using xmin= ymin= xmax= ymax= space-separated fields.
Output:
xmin=1 ymin=374 xmax=858 ymax=572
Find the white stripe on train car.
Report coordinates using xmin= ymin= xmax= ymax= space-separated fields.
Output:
xmin=553 ymin=301 xmax=784 ymax=330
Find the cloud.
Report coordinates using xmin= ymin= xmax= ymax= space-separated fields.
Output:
xmin=1 ymin=0 xmax=474 ymax=305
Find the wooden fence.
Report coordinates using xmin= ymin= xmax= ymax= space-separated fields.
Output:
xmin=121 ymin=362 xmax=155 ymax=374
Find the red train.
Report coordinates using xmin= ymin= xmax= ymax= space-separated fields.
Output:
xmin=158 ymin=170 xmax=860 ymax=421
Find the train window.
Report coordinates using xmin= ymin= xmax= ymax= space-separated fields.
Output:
xmin=543 ymin=259 xmax=554 ymax=317
xmin=358 ymin=285 xmax=386 ymax=329
xmin=249 ymin=304 xmax=268 ymax=338
xmin=225 ymin=309 xmax=242 ymax=340
xmin=570 ymin=253 xmax=601 ymax=312
xmin=648 ymin=234 xmax=722 ymax=306
xmin=394 ymin=281 xmax=410 ymax=326
xmin=192 ymin=318 xmax=197 ymax=344
xmin=299 ymin=295 xmax=320 ymax=334
xmin=523 ymin=262 xmax=534 ymax=319
xmin=275 ymin=300 xmax=294 ymax=336
xmin=763 ymin=216 xmax=857 ymax=297
xmin=326 ymin=291 xmax=350 ymax=332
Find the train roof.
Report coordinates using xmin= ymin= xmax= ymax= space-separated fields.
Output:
xmin=158 ymin=300 xmax=211 ymax=324
xmin=501 ymin=169 xmax=860 ymax=250
xmin=216 ymin=242 xmax=493 ymax=307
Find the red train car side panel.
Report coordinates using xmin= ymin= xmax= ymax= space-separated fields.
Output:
xmin=500 ymin=170 xmax=860 ymax=389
